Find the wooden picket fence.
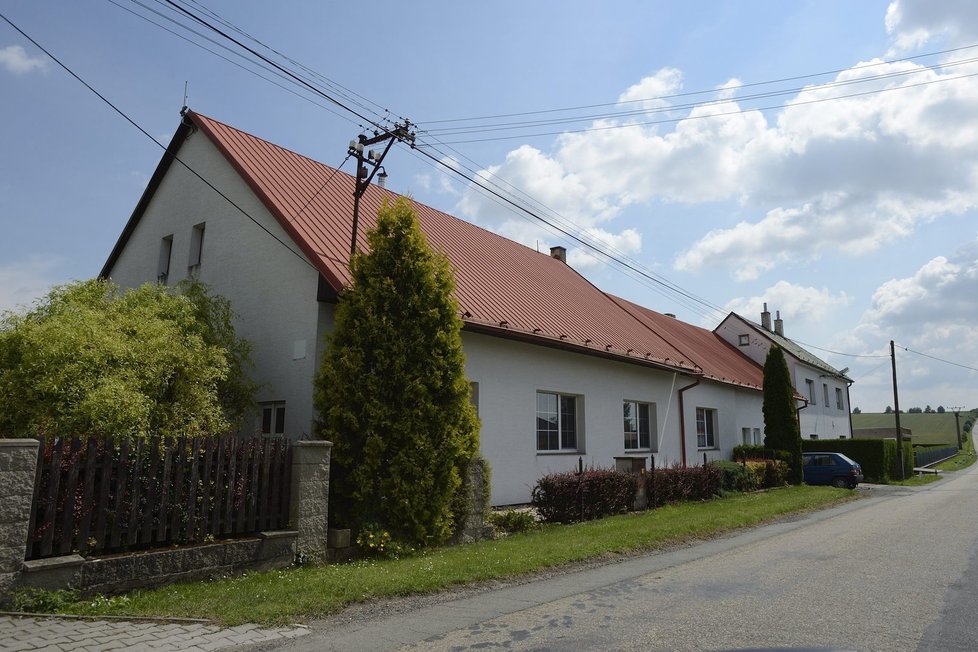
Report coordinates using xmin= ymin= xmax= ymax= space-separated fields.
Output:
xmin=26 ymin=434 xmax=292 ymax=561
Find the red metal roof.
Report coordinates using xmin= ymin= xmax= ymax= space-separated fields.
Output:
xmin=185 ymin=112 xmax=764 ymax=381
xmin=608 ymin=295 xmax=765 ymax=390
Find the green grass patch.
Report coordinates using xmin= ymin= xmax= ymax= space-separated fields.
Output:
xmin=64 ymin=486 xmax=854 ymax=626
xmin=932 ymin=429 xmax=976 ymax=473
xmin=852 ymin=412 xmax=966 ymax=447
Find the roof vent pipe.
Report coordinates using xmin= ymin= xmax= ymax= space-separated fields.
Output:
xmin=774 ymin=310 xmax=784 ymax=337
xmin=761 ymin=302 xmax=772 ymax=331
xmin=665 ymin=313 xmax=676 ymax=319
xmin=550 ymin=246 xmax=567 ymax=263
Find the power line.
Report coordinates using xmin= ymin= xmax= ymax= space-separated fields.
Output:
xmin=419 ymin=42 xmax=978 ymax=124
xmin=423 ymin=70 xmax=978 ymax=145
xmin=0 ymin=11 xmax=337 ymax=275
xmin=895 ymin=344 xmax=978 ymax=373
xmin=790 ymin=339 xmax=890 ymax=359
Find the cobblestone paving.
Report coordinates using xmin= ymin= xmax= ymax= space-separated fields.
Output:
xmin=0 ymin=614 xmax=309 ymax=651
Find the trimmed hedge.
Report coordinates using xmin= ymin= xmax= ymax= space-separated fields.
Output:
xmin=531 ymin=469 xmax=635 ymax=523
xmin=732 ymin=444 xmax=791 ymax=463
xmin=711 ymin=459 xmax=788 ymax=492
xmin=801 ymin=439 xmax=913 ymax=482
xmin=646 ymin=463 xmax=722 ymax=507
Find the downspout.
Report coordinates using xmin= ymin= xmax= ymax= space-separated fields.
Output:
xmin=796 ymin=397 xmax=809 ymax=437
xmin=677 ymin=377 xmax=701 ymax=467
xmin=845 ymin=380 xmax=854 ymax=438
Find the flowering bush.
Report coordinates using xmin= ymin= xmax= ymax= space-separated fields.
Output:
xmin=355 ymin=523 xmax=415 ymax=559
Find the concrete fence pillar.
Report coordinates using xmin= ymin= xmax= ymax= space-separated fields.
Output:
xmin=289 ymin=440 xmax=332 ymax=564
xmin=0 ymin=439 xmax=39 ymax=597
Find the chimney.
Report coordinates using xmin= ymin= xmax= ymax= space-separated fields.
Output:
xmin=774 ymin=310 xmax=784 ymax=336
xmin=761 ymin=302 xmax=772 ymax=331
xmin=550 ymin=246 xmax=567 ymax=263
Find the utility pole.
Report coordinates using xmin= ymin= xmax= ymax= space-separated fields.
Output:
xmin=347 ymin=121 xmax=416 ymax=257
xmin=950 ymin=406 xmax=963 ymax=450
xmin=891 ymin=340 xmax=905 ymax=480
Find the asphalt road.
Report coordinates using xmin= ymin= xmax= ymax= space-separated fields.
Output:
xmin=263 ymin=464 xmax=978 ymax=652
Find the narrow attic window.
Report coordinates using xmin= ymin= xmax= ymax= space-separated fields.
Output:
xmin=188 ymin=222 xmax=205 ymax=277
xmin=157 ymin=235 xmax=173 ymax=285
xmin=806 ymin=379 xmax=816 ymax=405
xmin=738 ymin=334 xmax=750 ymax=346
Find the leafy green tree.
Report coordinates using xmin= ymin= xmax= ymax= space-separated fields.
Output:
xmin=762 ymin=345 xmax=803 ymax=484
xmin=315 ymin=198 xmax=479 ymax=548
xmin=852 ymin=407 xmax=862 ymax=414
xmin=0 ymin=279 xmax=255 ymax=440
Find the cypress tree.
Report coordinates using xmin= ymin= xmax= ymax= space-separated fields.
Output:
xmin=315 ymin=198 xmax=479 ymax=547
xmin=762 ymin=345 xmax=803 ymax=484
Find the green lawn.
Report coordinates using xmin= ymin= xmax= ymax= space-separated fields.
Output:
xmin=64 ymin=486 xmax=855 ymax=626
xmin=852 ymin=411 xmax=972 ymax=447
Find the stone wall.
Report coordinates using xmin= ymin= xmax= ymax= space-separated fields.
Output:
xmin=0 ymin=440 xmax=39 ymax=598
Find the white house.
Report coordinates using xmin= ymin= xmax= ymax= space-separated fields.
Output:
xmin=715 ymin=306 xmax=854 ymax=442
xmin=102 ymin=111 xmax=802 ymax=505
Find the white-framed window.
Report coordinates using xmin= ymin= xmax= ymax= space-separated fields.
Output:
xmin=157 ymin=235 xmax=173 ymax=284
xmin=188 ymin=222 xmax=205 ymax=276
xmin=536 ymin=391 xmax=579 ymax=451
xmin=753 ymin=427 xmax=762 ymax=445
xmin=742 ymin=427 xmax=751 ymax=445
xmin=823 ymin=383 xmax=830 ymax=408
xmin=259 ymin=401 xmax=286 ymax=435
xmin=623 ymin=400 xmax=654 ymax=450
xmin=738 ymin=334 xmax=750 ymax=346
xmin=696 ymin=407 xmax=718 ymax=449
xmin=836 ymin=387 xmax=844 ymax=410
xmin=805 ymin=379 xmax=815 ymax=405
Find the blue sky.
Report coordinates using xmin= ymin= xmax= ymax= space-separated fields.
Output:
xmin=2 ymin=0 xmax=977 ymax=413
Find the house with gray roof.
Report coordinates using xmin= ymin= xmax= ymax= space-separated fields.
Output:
xmin=715 ymin=305 xmax=854 ymax=442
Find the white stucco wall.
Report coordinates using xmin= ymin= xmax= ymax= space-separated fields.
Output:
xmin=105 ymin=129 xmax=323 ymax=438
xmin=461 ymin=332 xmax=763 ymax=505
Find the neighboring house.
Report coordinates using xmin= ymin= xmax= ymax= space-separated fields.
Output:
xmin=715 ymin=306 xmax=854 ymax=442
xmin=103 ymin=111 xmax=773 ymax=505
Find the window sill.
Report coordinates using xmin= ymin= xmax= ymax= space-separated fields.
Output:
xmin=623 ymin=450 xmax=654 ymax=454
xmin=697 ymin=447 xmax=720 ymax=452
xmin=536 ymin=450 xmax=583 ymax=456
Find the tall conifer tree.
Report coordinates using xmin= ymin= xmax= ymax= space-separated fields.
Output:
xmin=315 ymin=198 xmax=479 ymax=547
xmin=762 ymin=345 xmax=803 ymax=484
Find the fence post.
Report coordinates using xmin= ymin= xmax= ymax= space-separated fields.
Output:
xmin=289 ymin=440 xmax=332 ymax=564
xmin=0 ymin=439 xmax=39 ymax=598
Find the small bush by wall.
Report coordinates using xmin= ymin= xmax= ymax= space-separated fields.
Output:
xmin=646 ymin=464 xmax=722 ymax=508
xmin=531 ymin=469 xmax=635 ymax=523
xmin=732 ymin=444 xmax=791 ymax=463
xmin=711 ymin=460 xmax=759 ymax=493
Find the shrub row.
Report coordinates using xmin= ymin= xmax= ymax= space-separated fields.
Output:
xmin=531 ymin=463 xmax=729 ymax=523
xmin=531 ymin=469 xmax=636 ymax=523
xmin=711 ymin=459 xmax=788 ymax=493
xmin=732 ymin=444 xmax=791 ymax=463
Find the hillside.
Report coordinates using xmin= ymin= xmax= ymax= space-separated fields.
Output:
xmin=852 ymin=411 xmax=975 ymax=446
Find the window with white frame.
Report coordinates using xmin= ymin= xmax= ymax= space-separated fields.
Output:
xmin=536 ymin=391 xmax=579 ymax=451
xmin=157 ymin=235 xmax=173 ymax=284
xmin=259 ymin=401 xmax=286 ymax=435
xmin=738 ymin=334 xmax=750 ymax=346
xmin=188 ymin=222 xmax=205 ymax=276
xmin=623 ymin=400 xmax=654 ymax=450
xmin=753 ymin=427 xmax=762 ymax=445
xmin=742 ymin=427 xmax=751 ymax=445
xmin=836 ymin=387 xmax=844 ymax=410
xmin=823 ymin=383 xmax=830 ymax=408
xmin=805 ymin=379 xmax=815 ymax=405
xmin=696 ymin=407 xmax=718 ymax=449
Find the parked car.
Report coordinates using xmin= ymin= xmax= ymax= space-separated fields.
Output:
xmin=803 ymin=452 xmax=864 ymax=489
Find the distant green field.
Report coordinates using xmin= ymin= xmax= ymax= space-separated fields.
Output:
xmin=852 ymin=411 xmax=974 ymax=446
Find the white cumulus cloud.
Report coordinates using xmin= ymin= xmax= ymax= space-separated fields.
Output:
xmin=0 ymin=44 xmax=47 ymax=75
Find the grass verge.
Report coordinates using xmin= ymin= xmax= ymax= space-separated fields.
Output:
xmin=63 ymin=486 xmax=854 ymax=626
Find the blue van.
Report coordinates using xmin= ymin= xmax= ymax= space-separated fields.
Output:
xmin=803 ymin=452 xmax=864 ymax=489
